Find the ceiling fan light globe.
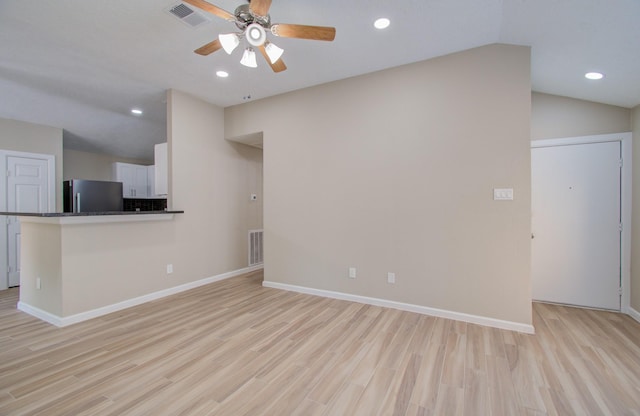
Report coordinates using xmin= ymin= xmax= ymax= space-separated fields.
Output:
xmin=219 ymin=33 xmax=240 ymax=54
xmin=246 ymin=23 xmax=267 ymax=46
xmin=240 ymin=48 xmax=258 ymax=68
xmin=265 ymin=42 xmax=284 ymax=64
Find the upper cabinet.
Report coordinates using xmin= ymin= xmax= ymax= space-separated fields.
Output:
xmin=111 ymin=144 xmax=167 ymax=199
xmin=154 ymin=143 xmax=168 ymax=196
xmin=113 ymin=162 xmax=149 ymax=198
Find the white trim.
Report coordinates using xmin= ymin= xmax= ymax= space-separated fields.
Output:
xmin=262 ymin=280 xmax=535 ymax=334
xmin=531 ymin=132 xmax=629 ymax=148
xmin=531 ymin=132 xmax=632 ymax=314
xmin=17 ymin=265 xmax=264 ymax=327
xmin=19 ymin=213 xmax=175 ymax=225
xmin=628 ymin=307 xmax=640 ymax=324
xmin=16 ymin=302 xmax=63 ymax=326
xmin=621 ymin=135 xmax=632 ymax=314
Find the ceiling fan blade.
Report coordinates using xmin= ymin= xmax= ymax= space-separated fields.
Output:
xmin=249 ymin=0 xmax=272 ymax=17
xmin=182 ymin=0 xmax=235 ymax=21
xmin=258 ymin=45 xmax=287 ymax=72
xmin=271 ymin=24 xmax=336 ymax=41
xmin=194 ymin=39 xmax=223 ymax=56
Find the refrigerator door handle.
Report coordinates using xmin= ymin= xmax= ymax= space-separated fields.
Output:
xmin=76 ymin=193 xmax=81 ymax=213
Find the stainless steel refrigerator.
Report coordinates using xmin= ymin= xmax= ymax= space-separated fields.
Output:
xmin=63 ymin=180 xmax=123 ymax=213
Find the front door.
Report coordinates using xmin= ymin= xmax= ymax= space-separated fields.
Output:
xmin=531 ymin=141 xmax=621 ymax=310
xmin=2 ymin=153 xmax=52 ymax=288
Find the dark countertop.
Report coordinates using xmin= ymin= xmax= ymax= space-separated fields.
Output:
xmin=0 ymin=211 xmax=184 ymax=217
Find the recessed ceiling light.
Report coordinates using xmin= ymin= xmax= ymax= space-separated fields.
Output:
xmin=585 ymin=72 xmax=604 ymax=80
xmin=131 ymin=108 xmax=143 ymax=115
xmin=374 ymin=18 xmax=390 ymax=30
xmin=216 ymin=70 xmax=229 ymax=78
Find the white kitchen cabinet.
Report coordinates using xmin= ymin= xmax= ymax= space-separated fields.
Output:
xmin=146 ymin=165 xmax=166 ymax=198
xmin=147 ymin=165 xmax=155 ymax=197
xmin=112 ymin=162 xmax=149 ymax=198
xmin=154 ymin=143 xmax=168 ymax=196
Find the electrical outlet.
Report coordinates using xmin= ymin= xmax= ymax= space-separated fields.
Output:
xmin=387 ymin=272 xmax=396 ymax=284
xmin=493 ymin=188 xmax=514 ymax=200
xmin=349 ymin=267 xmax=357 ymax=279
xmin=166 ymin=264 xmax=173 ymax=274
xmin=36 ymin=277 xmax=41 ymax=290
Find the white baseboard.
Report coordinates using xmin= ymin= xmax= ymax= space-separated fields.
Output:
xmin=262 ymin=280 xmax=535 ymax=334
xmin=18 ymin=265 xmax=264 ymax=327
xmin=628 ymin=307 xmax=640 ymax=324
xmin=17 ymin=302 xmax=64 ymax=326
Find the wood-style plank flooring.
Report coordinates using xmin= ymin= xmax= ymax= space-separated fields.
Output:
xmin=1 ymin=271 xmax=639 ymax=415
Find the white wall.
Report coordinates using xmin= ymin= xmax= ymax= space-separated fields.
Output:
xmin=531 ymin=92 xmax=631 ymax=140
xmin=18 ymin=90 xmax=263 ymax=317
xmin=0 ymin=118 xmax=63 ymax=291
xmin=0 ymin=117 xmax=63 ymax=211
xmin=168 ymin=90 xmax=263 ymax=279
xmin=225 ymin=44 xmax=533 ymax=328
xmin=63 ymin=148 xmax=152 ymax=181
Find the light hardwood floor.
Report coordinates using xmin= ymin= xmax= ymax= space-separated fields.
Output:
xmin=1 ymin=271 xmax=639 ymax=415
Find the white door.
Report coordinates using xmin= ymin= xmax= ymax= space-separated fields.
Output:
xmin=531 ymin=141 xmax=621 ymax=310
xmin=4 ymin=155 xmax=52 ymax=287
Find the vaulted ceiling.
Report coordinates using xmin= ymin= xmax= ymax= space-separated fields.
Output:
xmin=1 ymin=0 xmax=638 ymax=160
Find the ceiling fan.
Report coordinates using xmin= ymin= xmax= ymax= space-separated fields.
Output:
xmin=183 ymin=0 xmax=336 ymax=73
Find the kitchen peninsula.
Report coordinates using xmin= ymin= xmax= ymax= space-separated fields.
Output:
xmin=2 ymin=210 xmax=184 ymax=326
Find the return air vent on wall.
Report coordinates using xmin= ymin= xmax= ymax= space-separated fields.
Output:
xmin=167 ymin=3 xmax=211 ymax=28
xmin=248 ymin=229 xmax=264 ymax=266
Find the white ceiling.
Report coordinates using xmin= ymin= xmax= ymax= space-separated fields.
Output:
xmin=1 ymin=0 xmax=638 ymax=160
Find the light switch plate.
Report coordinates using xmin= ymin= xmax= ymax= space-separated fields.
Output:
xmin=493 ymin=188 xmax=514 ymax=200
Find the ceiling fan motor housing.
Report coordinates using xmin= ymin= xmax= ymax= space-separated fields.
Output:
xmin=246 ymin=23 xmax=267 ymax=46
xmin=234 ymin=4 xmax=270 ymax=30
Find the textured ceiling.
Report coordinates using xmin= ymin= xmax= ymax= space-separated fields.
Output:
xmin=0 ymin=0 xmax=638 ymax=160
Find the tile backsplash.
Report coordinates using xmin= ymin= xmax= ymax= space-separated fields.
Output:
xmin=123 ymin=198 xmax=167 ymax=212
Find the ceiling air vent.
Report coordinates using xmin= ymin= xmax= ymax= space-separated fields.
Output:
xmin=167 ymin=3 xmax=211 ymax=28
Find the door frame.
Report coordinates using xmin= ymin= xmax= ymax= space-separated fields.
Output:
xmin=0 ymin=149 xmax=56 ymax=290
xmin=531 ymin=132 xmax=632 ymax=313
